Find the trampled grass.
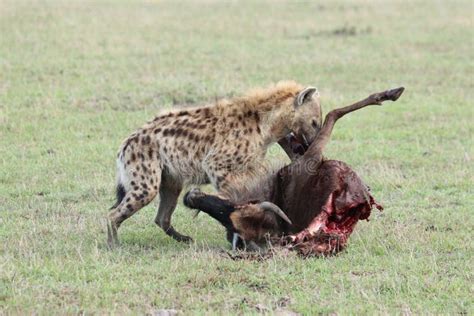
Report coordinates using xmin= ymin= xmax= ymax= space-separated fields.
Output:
xmin=1 ymin=1 xmax=473 ymax=314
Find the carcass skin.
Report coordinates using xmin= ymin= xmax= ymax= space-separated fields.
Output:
xmin=275 ymin=159 xmax=383 ymax=256
xmin=184 ymin=87 xmax=403 ymax=256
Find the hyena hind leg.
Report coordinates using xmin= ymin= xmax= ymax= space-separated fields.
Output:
xmin=107 ymin=171 xmax=161 ymax=248
xmin=154 ymin=176 xmax=190 ymax=242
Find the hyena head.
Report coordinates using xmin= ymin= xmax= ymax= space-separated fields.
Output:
xmin=290 ymin=86 xmax=322 ymax=147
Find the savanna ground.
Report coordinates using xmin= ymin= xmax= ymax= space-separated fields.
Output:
xmin=1 ymin=0 xmax=473 ymax=314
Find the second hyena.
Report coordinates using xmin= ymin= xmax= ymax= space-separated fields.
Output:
xmin=107 ymin=81 xmax=322 ymax=247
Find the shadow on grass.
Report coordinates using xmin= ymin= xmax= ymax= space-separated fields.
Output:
xmin=101 ymin=227 xmax=231 ymax=256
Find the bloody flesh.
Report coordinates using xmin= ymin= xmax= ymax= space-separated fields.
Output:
xmin=281 ymin=160 xmax=384 ymax=256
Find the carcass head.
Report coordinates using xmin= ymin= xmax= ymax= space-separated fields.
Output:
xmin=230 ymin=202 xmax=292 ymax=250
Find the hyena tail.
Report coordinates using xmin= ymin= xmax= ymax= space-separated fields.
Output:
xmin=110 ymin=151 xmax=128 ymax=210
xmin=110 ymin=182 xmax=126 ymax=210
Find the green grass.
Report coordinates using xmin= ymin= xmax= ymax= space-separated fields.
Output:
xmin=1 ymin=0 xmax=473 ymax=314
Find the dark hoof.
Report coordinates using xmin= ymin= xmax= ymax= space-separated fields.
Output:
xmin=387 ymin=86 xmax=405 ymax=101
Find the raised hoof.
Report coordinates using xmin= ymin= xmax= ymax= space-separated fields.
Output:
xmin=386 ymin=86 xmax=405 ymax=101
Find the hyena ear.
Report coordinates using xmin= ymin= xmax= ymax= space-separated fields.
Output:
xmin=295 ymin=87 xmax=318 ymax=107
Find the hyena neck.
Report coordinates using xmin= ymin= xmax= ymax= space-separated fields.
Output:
xmin=258 ymin=104 xmax=295 ymax=146
xmin=236 ymin=81 xmax=302 ymax=145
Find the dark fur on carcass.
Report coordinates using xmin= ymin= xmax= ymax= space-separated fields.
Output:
xmin=184 ymin=87 xmax=404 ymax=256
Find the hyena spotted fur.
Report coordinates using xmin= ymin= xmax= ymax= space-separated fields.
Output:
xmin=107 ymin=81 xmax=322 ymax=247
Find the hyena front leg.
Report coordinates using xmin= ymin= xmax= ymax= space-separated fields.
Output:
xmin=154 ymin=175 xmax=191 ymax=242
xmin=107 ymin=164 xmax=161 ymax=248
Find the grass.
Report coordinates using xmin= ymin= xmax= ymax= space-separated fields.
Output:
xmin=1 ymin=0 xmax=473 ymax=314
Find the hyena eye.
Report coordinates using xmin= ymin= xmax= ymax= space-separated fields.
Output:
xmin=312 ymin=119 xmax=319 ymax=129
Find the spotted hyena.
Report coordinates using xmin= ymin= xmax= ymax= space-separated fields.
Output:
xmin=107 ymin=81 xmax=322 ymax=247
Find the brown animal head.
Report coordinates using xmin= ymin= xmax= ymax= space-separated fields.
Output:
xmin=183 ymin=189 xmax=291 ymax=249
xmin=230 ymin=202 xmax=292 ymax=243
